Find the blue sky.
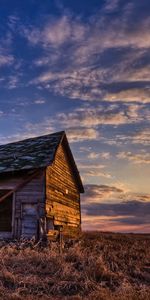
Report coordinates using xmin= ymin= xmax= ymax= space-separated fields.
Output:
xmin=0 ymin=0 xmax=150 ymax=232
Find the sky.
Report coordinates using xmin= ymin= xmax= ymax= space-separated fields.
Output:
xmin=0 ymin=0 xmax=150 ymax=233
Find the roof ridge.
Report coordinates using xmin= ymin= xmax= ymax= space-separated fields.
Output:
xmin=0 ymin=130 xmax=65 ymax=147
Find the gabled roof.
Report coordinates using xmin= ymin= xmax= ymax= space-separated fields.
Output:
xmin=0 ymin=131 xmax=84 ymax=193
xmin=0 ymin=131 xmax=63 ymax=173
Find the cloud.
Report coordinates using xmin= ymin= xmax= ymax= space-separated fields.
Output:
xmin=0 ymin=119 xmax=54 ymax=145
xmin=88 ymin=152 xmax=111 ymax=160
xmin=107 ymin=128 xmax=150 ymax=146
xmin=56 ymin=103 xmax=147 ymax=128
xmin=105 ymin=87 xmax=150 ymax=103
xmin=25 ymin=0 xmax=150 ymax=103
xmin=82 ymin=216 xmax=150 ymax=233
xmin=81 ymin=183 xmax=150 ymax=232
xmin=82 ymin=184 xmax=124 ymax=203
xmin=78 ymin=163 xmax=105 ymax=170
xmin=104 ymin=0 xmax=120 ymax=12
xmin=77 ymin=161 xmax=113 ymax=180
xmin=22 ymin=14 xmax=86 ymax=47
xmin=0 ymin=40 xmax=14 ymax=68
xmin=82 ymin=183 xmax=150 ymax=204
xmin=1 ymin=100 xmax=148 ymax=147
xmin=66 ymin=127 xmax=100 ymax=142
xmin=132 ymin=129 xmax=150 ymax=146
xmin=0 ymin=33 xmax=21 ymax=89
xmin=0 ymin=132 xmax=39 ymax=145
xmin=8 ymin=15 xmax=20 ymax=31
xmin=83 ymin=200 xmax=150 ymax=223
xmin=83 ymin=170 xmax=112 ymax=179
xmin=7 ymin=75 xmax=20 ymax=89
xmin=42 ymin=16 xmax=71 ymax=46
xmin=0 ymin=114 xmax=100 ymax=144
xmin=117 ymin=151 xmax=150 ymax=164
xmin=34 ymin=99 xmax=46 ymax=104
xmin=57 ymin=106 xmax=129 ymax=126
xmin=0 ymin=54 xmax=14 ymax=66
xmin=0 ymin=31 xmax=14 ymax=68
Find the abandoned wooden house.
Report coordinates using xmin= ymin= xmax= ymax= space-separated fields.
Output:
xmin=0 ymin=131 xmax=84 ymax=240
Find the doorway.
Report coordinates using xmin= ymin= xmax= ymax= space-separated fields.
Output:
xmin=0 ymin=190 xmax=13 ymax=232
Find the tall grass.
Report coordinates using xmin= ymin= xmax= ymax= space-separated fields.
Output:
xmin=0 ymin=232 xmax=150 ymax=299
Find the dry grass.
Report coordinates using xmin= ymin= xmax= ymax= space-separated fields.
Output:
xmin=0 ymin=232 xmax=150 ymax=299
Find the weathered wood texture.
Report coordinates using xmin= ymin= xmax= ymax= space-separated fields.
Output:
xmin=46 ymin=142 xmax=81 ymax=236
xmin=0 ymin=132 xmax=83 ymax=241
xmin=0 ymin=170 xmax=45 ymax=239
xmin=0 ymin=193 xmax=12 ymax=232
xmin=15 ymin=170 xmax=45 ymax=239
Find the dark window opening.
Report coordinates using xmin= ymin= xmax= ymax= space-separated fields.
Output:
xmin=0 ymin=190 xmax=13 ymax=232
xmin=54 ymin=225 xmax=63 ymax=231
xmin=46 ymin=217 xmax=54 ymax=233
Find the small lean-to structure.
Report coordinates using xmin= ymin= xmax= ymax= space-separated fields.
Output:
xmin=0 ymin=131 xmax=84 ymax=240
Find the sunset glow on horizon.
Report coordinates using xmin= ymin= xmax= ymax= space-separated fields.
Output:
xmin=0 ymin=0 xmax=150 ymax=233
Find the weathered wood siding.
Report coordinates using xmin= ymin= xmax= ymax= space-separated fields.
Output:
xmin=0 ymin=139 xmax=82 ymax=240
xmin=0 ymin=170 xmax=45 ymax=239
xmin=46 ymin=142 xmax=81 ymax=236
xmin=0 ymin=193 xmax=12 ymax=232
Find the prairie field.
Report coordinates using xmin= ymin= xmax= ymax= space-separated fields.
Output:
xmin=0 ymin=232 xmax=150 ymax=300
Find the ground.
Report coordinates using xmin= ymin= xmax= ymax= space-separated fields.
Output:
xmin=0 ymin=232 xmax=150 ymax=299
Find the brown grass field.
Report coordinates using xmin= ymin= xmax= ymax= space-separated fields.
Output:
xmin=0 ymin=232 xmax=150 ymax=300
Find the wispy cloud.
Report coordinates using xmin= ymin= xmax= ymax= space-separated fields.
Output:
xmin=66 ymin=127 xmax=100 ymax=142
xmin=82 ymin=184 xmax=124 ymax=204
xmin=131 ymin=129 xmax=150 ymax=146
xmin=88 ymin=152 xmax=111 ymax=160
xmin=103 ymin=0 xmax=120 ymax=12
xmin=56 ymin=103 xmax=148 ymax=128
xmin=22 ymin=0 xmax=150 ymax=103
xmin=82 ymin=183 xmax=150 ymax=232
xmin=117 ymin=151 xmax=150 ymax=164
xmin=7 ymin=74 xmax=20 ymax=89
xmin=33 ymin=98 xmax=46 ymax=104
xmin=0 ymin=29 xmax=14 ymax=67
xmin=106 ymin=128 xmax=150 ymax=146
xmin=22 ymin=15 xmax=86 ymax=47
xmin=82 ymin=215 xmax=150 ymax=233
xmin=83 ymin=170 xmax=112 ymax=179
xmin=0 ymin=53 xmax=14 ymax=66
xmin=83 ymin=183 xmax=150 ymax=204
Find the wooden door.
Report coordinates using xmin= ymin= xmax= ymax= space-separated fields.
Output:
xmin=21 ymin=203 xmax=37 ymax=238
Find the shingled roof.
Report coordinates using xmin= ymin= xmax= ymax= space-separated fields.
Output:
xmin=0 ymin=131 xmax=63 ymax=173
xmin=0 ymin=131 xmax=84 ymax=192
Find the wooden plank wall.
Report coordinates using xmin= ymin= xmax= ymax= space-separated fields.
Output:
xmin=46 ymin=142 xmax=81 ymax=236
xmin=0 ymin=170 xmax=45 ymax=239
xmin=0 ymin=194 xmax=12 ymax=232
xmin=15 ymin=171 xmax=45 ymax=239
